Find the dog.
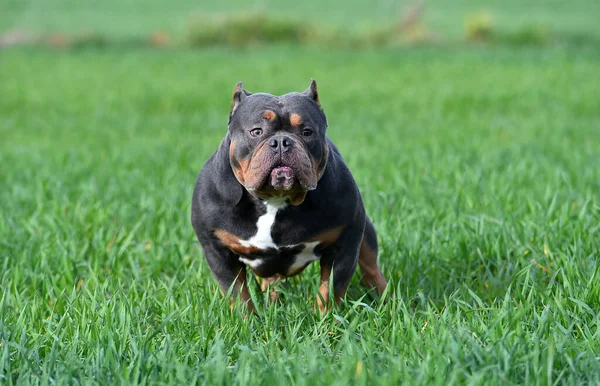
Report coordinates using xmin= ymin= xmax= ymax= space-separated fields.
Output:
xmin=191 ymin=80 xmax=387 ymax=313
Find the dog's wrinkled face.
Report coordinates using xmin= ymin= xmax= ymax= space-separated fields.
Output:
xmin=228 ymin=80 xmax=329 ymax=205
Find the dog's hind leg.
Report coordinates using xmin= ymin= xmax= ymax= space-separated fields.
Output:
xmin=358 ymin=217 xmax=387 ymax=295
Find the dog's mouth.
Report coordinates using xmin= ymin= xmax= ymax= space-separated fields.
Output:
xmin=269 ymin=165 xmax=296 ymax=191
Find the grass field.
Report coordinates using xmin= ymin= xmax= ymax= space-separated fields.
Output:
xmin=1 ymin=1 xmax=600 ymax=384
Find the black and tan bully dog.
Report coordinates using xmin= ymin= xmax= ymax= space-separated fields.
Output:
xmin=191 ymin=80 xmax=387 ymax=313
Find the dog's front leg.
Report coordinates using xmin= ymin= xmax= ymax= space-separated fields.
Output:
xmin=200 ymin=239 xmax=255 ymax=313
xmin=317 ymin=226 xmax=363 ymax=313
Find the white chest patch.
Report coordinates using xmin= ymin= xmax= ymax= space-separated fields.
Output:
xmin=239 ymin=198 xmax=287 ymax=250
xmin=236 ymin=198 xmax=322 ymax=273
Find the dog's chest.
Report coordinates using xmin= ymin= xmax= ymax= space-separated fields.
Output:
xmin=213 ymin=199 xmax=339 ymax=277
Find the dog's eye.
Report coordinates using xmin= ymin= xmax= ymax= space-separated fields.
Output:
xmin=301 ymin=128 xmax=313 ymax=137
xmin=250 ymin=128 xmax=263 ymax=137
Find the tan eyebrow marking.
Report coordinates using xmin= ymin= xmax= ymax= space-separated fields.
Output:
xmin=263 ymin=110 xmax=276 ymax=121
xmin=290 ymin=113 xmax=303 ymax=126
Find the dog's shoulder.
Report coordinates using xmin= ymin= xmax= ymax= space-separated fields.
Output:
xmin=191 ymin=135 xmax=243 ymax=233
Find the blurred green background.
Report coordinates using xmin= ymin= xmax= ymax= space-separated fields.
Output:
xmin=1 ymin=1 xmax=599 ymax=385
xmin=2 ymin=0 xmax=600 ymax=39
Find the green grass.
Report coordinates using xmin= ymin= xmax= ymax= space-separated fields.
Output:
xmin=1 ymin=44 xmax=600 ymax=384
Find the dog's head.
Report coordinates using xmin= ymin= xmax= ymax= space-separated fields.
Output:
xmin=227 ymin=80 xmax=329 ymax=205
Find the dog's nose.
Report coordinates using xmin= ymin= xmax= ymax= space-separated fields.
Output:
xmin=269 ymin=135 xmax=293 ymax=153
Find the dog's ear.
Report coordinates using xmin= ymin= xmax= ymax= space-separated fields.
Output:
xmin=230 ymin=81 xmax=252 ymax=118
xmin=303 ymin=78 xmax=320 ymax=106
